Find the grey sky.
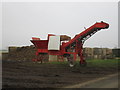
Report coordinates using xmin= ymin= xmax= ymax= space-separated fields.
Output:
xmin=2 ymin=2 xmax=118 ymax=50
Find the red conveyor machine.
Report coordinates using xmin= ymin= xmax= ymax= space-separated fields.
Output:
xmin=31 ymin=21 xmax=109 ymax=66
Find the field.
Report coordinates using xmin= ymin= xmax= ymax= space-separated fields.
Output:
xmin=2 ymin=59 xmax=119 ymax=88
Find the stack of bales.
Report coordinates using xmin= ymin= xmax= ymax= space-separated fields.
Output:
xmin=1 ymin=50 xmax=8 ymax=60
xmin=93 ymin=48 xmax=103 ymax=59
xmin=7 ymin=45 xmax=36 ymax=61
xmin=83 ymin=48 xmax=94 ymax=59
xmin=102 ymin=48 xmax=113 ymax=59
xmin=83 ymin=47 xmax=113 ymax=60
xmin=93 ymin=48 xmax=113 ymax=59
xmin=4 ymin=46 xmax=115 ymax=61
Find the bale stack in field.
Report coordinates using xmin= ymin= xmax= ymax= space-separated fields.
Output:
xmin=9 ymin=47 xmax=18 ymax=52
xmin=6 ymin=45 xmax=36 ymax=61
xmin=83 ymin=47 xmax=113 ymax=59
xmin=83 ymin=48 xmax=94 ymax=59
xmin=3 ymin=45 xmax=115 ymax=61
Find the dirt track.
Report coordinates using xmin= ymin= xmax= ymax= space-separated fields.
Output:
xmin=2 ymin=60 xmax=118 ymax=88
xmin=64 ymin=73 xmax=118 ymax=88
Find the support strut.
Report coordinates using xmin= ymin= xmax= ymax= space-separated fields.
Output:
xmin=77 ymin=41 xmax=86 ymax=66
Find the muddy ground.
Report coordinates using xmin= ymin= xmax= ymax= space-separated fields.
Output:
xmin=2 ymin=60 xmax=118 ymax=89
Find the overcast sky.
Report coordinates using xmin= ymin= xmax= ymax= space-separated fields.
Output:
xmin=1 ymin=1 xmax=118 ymax=50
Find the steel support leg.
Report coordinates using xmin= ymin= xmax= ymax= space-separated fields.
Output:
xmin=78 ymin=43 xmax=86 ymax=66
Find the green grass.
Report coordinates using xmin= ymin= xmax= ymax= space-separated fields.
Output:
xmin=23 ymin=59 xmax=119 ymax=68
xmin=47 ymin=59 xmax=119 ymax=68
xmin=86 ymin=59 xmax=119 ymax=68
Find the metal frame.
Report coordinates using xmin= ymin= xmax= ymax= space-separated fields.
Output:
xmin=31 ymin=21 xmax=109 ymax=65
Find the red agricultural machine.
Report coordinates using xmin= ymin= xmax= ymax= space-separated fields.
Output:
xmin=31 ymin=21 xmax=109 ymax=66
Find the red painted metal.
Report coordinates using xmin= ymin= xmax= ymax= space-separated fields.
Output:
xmin=32 ymin=37 xmax=40 ymax=40
xmin=30 ymin=21 xmax=109 ymax=64
xmin=31 ymin=40 xmax=48 ymax=49
xmin=62 ymin=22 xmax=109 ymax=48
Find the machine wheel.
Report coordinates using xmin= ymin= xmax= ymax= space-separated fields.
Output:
xmin=68 ymin=58 xmax=75 ymax=67
xmin=69 ymin=63 xmax=74 ymax=67
xmin=67 ymin=54 xmax=75 ymax=67
xmin=63 ymin=54 xmax=75 ymax=67
xmin=80 ymin=61 xmax=87 ymax=67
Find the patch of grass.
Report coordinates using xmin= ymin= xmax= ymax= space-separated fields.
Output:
xmin=48 ymin=59 xmax=119 ymax=68
xmin=86 ymin=59 xmax=119 ymax=68
xmin=22 ymin=59 xmax=119 ymax=68
xmin=48 ymin=61 xmax=68 ymax=65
